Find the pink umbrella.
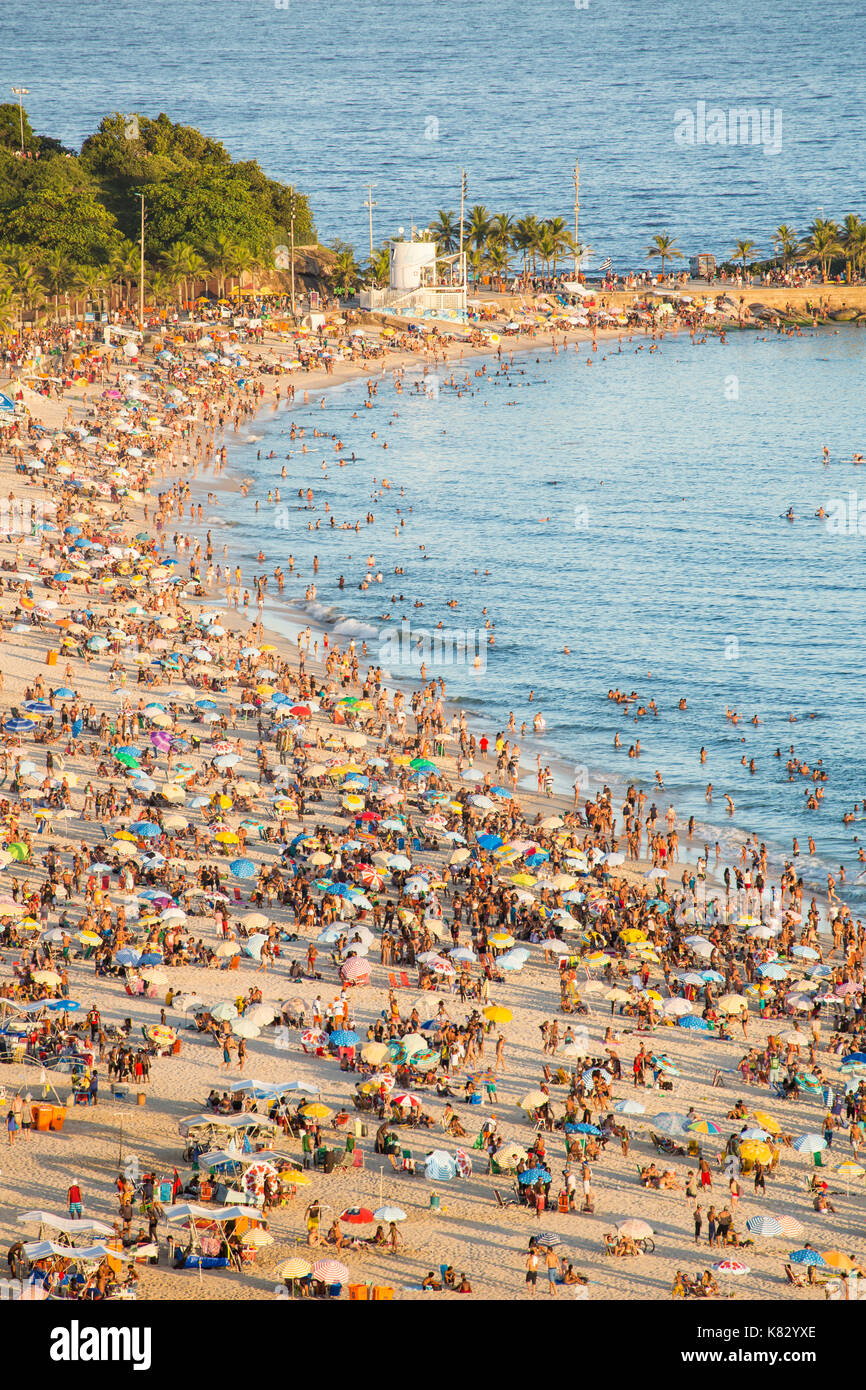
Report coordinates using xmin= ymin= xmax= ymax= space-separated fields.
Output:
xmin=341 ymin=957 xmax=370 ymax=983
xmin=311 ymin=1259 xmax=349 ymax=1284
xmin=150 ymin=732 xmax=172 ymax=750
xmin=455 ymin=1148 xmax=472 ymax=1178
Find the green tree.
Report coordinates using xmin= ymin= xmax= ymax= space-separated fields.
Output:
xmin=466 ymin=205 xmax=491 ymax=254
xmin=731 ymin=239 xmax=760 ymax=278
xmin=429 ymin=210 xmax=459 ymax=254
xmin=645 ymin=231 xmax=684 ymax=279
xmin=841 ymin=214 xmax=865 ymax=283
xmin=772 ymin=224 xmax=799 ymax=273
xmin=802 ymin=218 xmax=842 ymax=282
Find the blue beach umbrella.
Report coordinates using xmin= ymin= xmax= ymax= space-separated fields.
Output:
xmin=230 ymin=858 xmax=257 ymax=879
xmin=4 ymin=718 xmax=35 ymax=732
xmin=679 ymin=1016 xmax=713 ymax=1031
xmin=564 ymin=1122 xmax=601 ymax=1136
xmin=329 ymin=1030 xmax=360 ymax=1048
xmin=746 ymin=1215 xmax=783 ymax=1236
xmin=788 ymin=1249 xmax=826 ymax=1267
xmin=518 ymin=1167 xmax=551 ymax=1185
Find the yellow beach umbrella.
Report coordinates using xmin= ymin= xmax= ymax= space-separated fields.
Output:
xmin=739 ymin=1140 xmax=773 ymax=1164
xmin=300 ymin=1103 xmax=332 ymax=1119
xmin=620 ymin=928 xmax=647 ymax=944
xmin=510 ymin=873 xmax=536 ymax=887
xmin=822 ymin=1250 xmax=855 ymax=1270
xmin=484 ymin=1005 xmax=513 ymax=1023
xmin=751 ymin=1111 xmax=781 ymax=1135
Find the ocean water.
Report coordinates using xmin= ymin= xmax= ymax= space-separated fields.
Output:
xmin=7 ymin=0 xmax=866 ymax=268
xmin=185 ymin=326 xmax=866 ymax=910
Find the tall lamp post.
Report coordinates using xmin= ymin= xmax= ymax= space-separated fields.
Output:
xmin=11 ymin=87 xmax=29 ymax=155
xmin=459 ymin=168 xmax=467 ymax=292
xmin=289 ymin=191 xmax=297 ymax=317
xmin=364 ymin=183 xmax=377 ymax=265
xmin=573 ymin=160 xmax=580 ymax=276
xmin=138 ymin=193 xmax=146 ymax=331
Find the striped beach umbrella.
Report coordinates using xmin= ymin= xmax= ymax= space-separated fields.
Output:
xmin=311 ymin=1259 xmax=349 ymax=1284
xmin=425 ymin=1151 xmax=458 ymax=1181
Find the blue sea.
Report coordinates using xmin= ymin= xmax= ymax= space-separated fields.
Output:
xmin=7 ymin=1 xmax=866 ymax=904
xmin=181 ymin=326 xmax=866 ymax=912
xmin=7 ymin=0 xmax=866 ymax=269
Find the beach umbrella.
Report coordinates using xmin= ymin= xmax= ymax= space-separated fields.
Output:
xmin=758 ymin=962 xmax=789 ymax=980
xmin=373 ymin=1206 xmax=406 ymax=1223
xmin=340 ymin=1207 xmax=375 ymax=1225
xmin=455 ymin=1149 xmax=472 ymax=1178
xmin=739 ymin=1140 xmax=773 ymax=1164
xmin=617 ymin=1219 xmax=653 ymax=1239
xmin=651 ymin=1113 xmax=690 ymax=1136
xmin=340 ymin=957 xmax=370 ymax=983
xmin=664 ymin=998 xmax=693 ymax=1017
xmin=483 ymin=1005 xmax=512 ymax=1024
xmin=231 ymin=1017 xmax=261 ymax=1039
xmin=792 ymin=1134 xmax=826 ymax=1154
xmin=210 ymin=1001 xmax=238 ymax=1022
xmin=739 ymin=1127 xmax=770 ymax=1142
xmin=362 ymin=1042 xmax=390 ymax=1064
xmin=679 ymin=1016 xmax=712 ymax=1032
xmin=311 ymin=1259 xmax=349 ymax=1284
xmin=751 ymin=1110 xmax=781 ymax=1135
xmin=687 ymin=1119 xmax=721 ymax=1135
xmin=329 ymin=1029 xmax=360 ymax=1048
xmin=582 ymin=1067 xmax=611 ymax=1087
xmin=713 ymin=1260 xmax=750 ymax=1275
xmin=300 ymin=1103 xmax=333 ymax=1120
xmin=424 ymin=1150 xmax=458 ymax=1181
xmin=230 ymin=858 xmax=256 ymax=879
xmin=614 ymin=1098 xmax=646 ymax=1116
xmin=788 ymin=1249 xmax=826 ymax=1267
xmin=718 ymin=994 xmax=748 ymax=1014
xmin=821 ymin=1250 xmax=855 ymax=1271
xmin=519 ymin=1090 xmax=549 ymax=1111
xmin=745 ymin=1215 xmax=784 ymax=1237
xmin=565 ymin=1122 xmax=601 ymax=1136
xmin=518 ymin=1167 xmax=551 ymax=1186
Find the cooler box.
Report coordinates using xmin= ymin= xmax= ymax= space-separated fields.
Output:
xmin=348 ymin=1284 xmax=369 ymax=1300
xmin=51 ymin=1105 xmax=66 ymax=1132
xmin=46 ymin=650 xmax=58 ymax=666
xmin=372 ymin=1286 xmax=393 ymax=1300
xmin=33 ymin=1104 xmax=54 ymax=1131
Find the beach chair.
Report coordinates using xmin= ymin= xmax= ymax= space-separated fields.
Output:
xmin=493 ymin=1187 xmax=518 ymax=1208
xmin=401 ymin=1148 xmax=416 ymax=1174
xmin=387 ymin=971 xmax=410 ymax=988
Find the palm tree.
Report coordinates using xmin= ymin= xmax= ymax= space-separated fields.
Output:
xmin=109 ymin=238 xmax=141 ymax=313
xmin=203 ymin=232 xmax=237 ymax=298
xmin=802 ymin=219 xmax=843 ymax=282
xmin=330 ymin=242 xmax=360 ymax=294
xmin=511 ymin=216 xmax=539 ymax=278
xmin=485 ymin=242 xmax=510 ymax=291
xmin=161 ymin=243 xmax=196 ymax=308
xmin=3 ymin=257 xmax=42 ymax=327
xmin=731 ymin=239 xmax=760 ymax=279
xmin=841 ymin=214 xmax=865 ymax=283
xmin=0 ymin=287 xmax=17 ymax=336
xmin=365 ymin=245 xmax=391 ymax=287
xmin=465 ymin=247 xmax=484 ymax=286
xmin=429 ymin=210 xmax=459 ymax=255
xmin=466 ymin=205 xmax=491 ymax=254
xmin=72 ymin=265 xmax=109 ymax=319
xmin=487 ymin=213 xmax=514 ymax=251
xmin=543 ymin=218 xmax=573 ymax=277
xmin=645 ymin=232 xmax=684 ymax=280
xmin=39 ymin=249 xmax=73 ymax=321
xmin=772 ymin=224 xmax=799 ymax=274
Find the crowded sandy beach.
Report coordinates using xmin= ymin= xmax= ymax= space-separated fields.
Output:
xmin=0 ymin=293 xmax=864 ymax=1315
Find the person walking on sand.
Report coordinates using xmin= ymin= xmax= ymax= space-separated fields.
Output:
xmin=525 ymin=1247 xmax=539 ymax=1296
xmin=694 ymin=1202 xmax=703 ymax=1244
xmin=545 ymin=1246 xmax=561 ymax=1295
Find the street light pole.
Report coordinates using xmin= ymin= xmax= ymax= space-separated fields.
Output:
xmin=138 ymin=193 xmax=145 ymax=332
xmin=289 ymin=191 xmax=297 ymax=318
xmin=11 ymin=87 xmax=29 ymax=155
xmin=363 ymin=184 xmax=377 ymax=265
xmin=573 ymin=159 xmax=580 ymax=275
xmin=459 ymin=169 xmax=467 ymax=294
